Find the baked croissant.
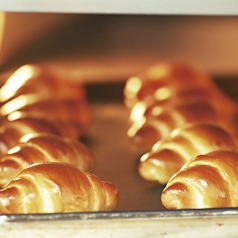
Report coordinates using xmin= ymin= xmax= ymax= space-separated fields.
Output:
xmin=0 ymin=162 xmax=118 ymax=213
xmin=124 ymin=61 xmax=217 ymax=109
xmin=0 ymin=133 xmax=95 ymax=188
xmin=161 ymin=150 xmax=238 ymax=209
xmin=0 ymin=117 xmax=85 ymax=157
xmin=129 ymin=85 xmax=237 ymax=125
xmin=128 ymin=100 xmax=237 ymax=153
xmin=1 ymin=97 xmax=92 ymax=129
xmin=0 ymin=64 xmax=86 ymax=105
xmin=139 ymin=122 xmax=238 ymax=184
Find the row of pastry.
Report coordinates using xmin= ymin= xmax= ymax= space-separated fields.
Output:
xmin=0 ymin=64 xmax=118 ymax=214
xmin=124 ymin=61 xmax=238 ymax=209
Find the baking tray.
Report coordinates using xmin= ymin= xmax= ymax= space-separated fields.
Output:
xmin=1 ymin=80 xmax=238 ymax=237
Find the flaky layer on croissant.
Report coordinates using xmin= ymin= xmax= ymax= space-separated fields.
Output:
xmin=124 ymin=61 xmax=218 ymax=109
xmin=129 ymin=85 xmax=237 ymax=126
xmin=0 ymin=64 xmax=86 ymax=105
xmin=0 ymin=133 xmax=95 ymax=188
xmin=128 ymin=100 xmax=237 ymax=153
xmin=0 ymin=162 xmax=119 ymax=213
xmin=1 ymin=98 xmax=92 ymax=130
xmin=0 ymin=117 xmax=85 ymax=158
xmin=138 ymin=123 xmax=238 ymax=184
xmin=161 ymin=150 xmax=238 ymax=209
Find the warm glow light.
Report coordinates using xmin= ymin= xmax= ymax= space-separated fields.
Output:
xmin=20 ymin=134 xmax=35 ymax=143
xmin=151 ymin=105 xmax=163 ymax=117
xmin=8 ymin=146 xmax=21 ymax=154
xmin=7 ymin=111 xmax=23 ymax=121
xmin=146 ymin=64 xmax=169 ymax=80
xmin=0 ymin=94 xmax=39 ymax=116
xmin=140 ymin=152 xmax=150 ymax=162
xmin=154 ymin=87 xmax=171 ymax=101
xmin=130 ymin=102 xmax=147 ymax=122
xmin=127 ymin=117 xmax=146 ymax=137
xmin=151 ymin=140 xmax=163 ymax=151
xmin=125 ymin=76 xmax=142 ymax=98
xmin=0 ymin=65 xmax=37 ymax=102
xmin=170 ymin=127 xmax=181 ymax=138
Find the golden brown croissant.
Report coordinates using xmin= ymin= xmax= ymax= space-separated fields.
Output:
xmin=1 ymin=97 xmax=92 ymax=129
xmin=0 ymin=64 xmax=86 ymax=105
xmin=129 ymin=85 xmax=237 ymax=125
xmin=0 ymin=117 xmax=85 ymax=157
xmin=124 ymin=61 xmax=218 ymax=109
xmin=0 ymin=133 xmax=95 ymax=188
xmin=0 ymin=162 xmax=118 ymax=213
xmin=161 ymin=150 xmax=238 ymax=209
xmin=139 ymin=123 xmax=238 ymax=184
xmin=128 ymin=100 xmax=237 ymax=153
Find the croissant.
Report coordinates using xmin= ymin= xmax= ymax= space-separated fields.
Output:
xmin=139 ymin=123 xmax=238 ymax=184
xmin=124 ymin=61 xmax=217 ymax=109
xmin=161 ymin=150 xmax=238 ymax=209
xmin=128 ymin=100 xmax=237 ymax=153
xmin=0 ymin=117 xmax=85 ymax=157
xmin=129 ymin=85 xmax=237 ymax=125
xmin=0 ymin=64 xmax=86 ymax=105
xmin=0 ymin=133 xmax=95 ymax=188
xmin=0 ymin=162 xmax=118 ymax=213
xmin=1 ymin=97 xmax=92 ymax=129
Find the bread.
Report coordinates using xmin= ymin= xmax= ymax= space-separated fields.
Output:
xmin=138 ymin=123 xmax=238 ymax=184
xmin=161 ymin=150 xmax=238 ymax=209
xmin=124 ymin=61 xmax=218 ymax=109
xmin=0 ymin=64 xmax=92 ymax=130
xmin=0 ymin=64 xmax=86 ymax=105
xmin=0 ymin=117 xmax=85 ymax=157
xmin=1 ymin=98 xmax=92 ymax=129
xmin=0 ymin=133 xmax=95 ymax=188
xmin=129 ymin=85 xmax=236 ymax=125
xmin=128 ymin=100 xmax=236 ymax=153
xmin=125 ymin=61 xmax=237 ymax=154
xmin=0 ymin=162 xmax=118 ymax=213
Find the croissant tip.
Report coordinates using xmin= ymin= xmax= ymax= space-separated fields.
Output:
xmin=128 ymin=126 xmax=160 ymax=152
xmin=103 ymin=181 xmax=119 ymax=211
xmin=138 ymin=157 xmax=164 ymax=183
xmin=161 ymin=182 xmax=189 ymax=209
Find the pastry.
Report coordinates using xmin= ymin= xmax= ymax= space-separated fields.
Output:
xmin=0 ymin=133 xmax=95 ymax=188
xmin=0 ymin=64 xmax=86 ymax=105
xmin=0 ymin=117 xmax=85 ymax=157
xmin=1 ymin=98 xmax=92 ymax=129
xmin=0 ymin=162 xmax=118 ymax=213
xmin=139 ymin=122 xmax=238 ymax=184
xmin=128 ymin=100 xmax=236 ymax=153
xmin=161 ymin=150 xmax=238 ymax=209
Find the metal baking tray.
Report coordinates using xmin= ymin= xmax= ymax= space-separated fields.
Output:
xmin=1 ymin=80 xmax=238 ymax=237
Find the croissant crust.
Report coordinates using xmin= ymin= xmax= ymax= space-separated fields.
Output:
xmin=0 ymin=162 xmax=118 ymax=214
xmin=161 ymin=150 xmax=238 ymax=209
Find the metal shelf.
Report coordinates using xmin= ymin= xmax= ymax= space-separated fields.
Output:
xmin=0 ymin=0 xmax=238 ymax=15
